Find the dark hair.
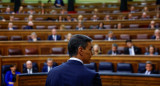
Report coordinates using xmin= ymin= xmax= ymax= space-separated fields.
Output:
xmin=10 ymin=64 xmax=16 ymax=68
xmin=68 ymin=34 xmax=92 ymax=57
xmin=148 ymin=45 xmax=155 ymax=52
xmin=126 ymin=39 xmax=132 ymax=43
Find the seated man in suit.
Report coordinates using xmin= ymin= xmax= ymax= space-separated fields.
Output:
xmin=24 ymin=21 xmax=34 ymax=29
xmin=8 ymin=22 xmax=16 ymax=30
xmin=151 ymin=29 xmax=160 ymax=40
xmin=54 ymin=0 xmax=64 ymax=7
xmin=28 ymin=32 xmax=41 ymax=42
xmin=48 ymin=29 xmax=61 ymax=41
xmin=140 ymin=12 xmax=150 ymax=20
xmin=42 ymin=58 xmax=57 ymax=72
xmin=108 ymin=43 xmax=121 ymax=55
xmin=140 ymin=61 xmax=158 ymax=75
xmin=124 ymin=39 xmax=141 ymax=55
xmin=105 ymin=31 xmax=116 ymax=41
xmin=46 ymin=34 xmax=102 ymax=86
xmin=76 ymin=22 xmax=85 ymax=30
xmin=148 ymin=20 xmax=159 ymax=29
xmin=5 ymin=7 xmax=13 ymax=14
xmin=23 ymin=60 xmax=38 ymax=74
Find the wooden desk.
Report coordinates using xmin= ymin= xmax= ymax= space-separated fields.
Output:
xmin=0 ymin=19 xmax=160 ymax=29
xmin=0 ymin=29 xmax=155 ymax=40
xmin=14 ymin=72 xmax=160 ymax=86
xmin=0 ymin=40 xmax=159 ymax=55
xmin=1 ymin=55 xmax=160 ymax=73
xmin=0 ymin=12 xmax=158 ymax=20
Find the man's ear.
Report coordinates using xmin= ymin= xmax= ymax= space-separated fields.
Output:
xmin=78 ymin=47 xmax=83 ymax=56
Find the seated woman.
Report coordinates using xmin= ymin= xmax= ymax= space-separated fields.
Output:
xmin=144 ymin=45 xmax=159 ymax=56
xmin=24 ymin=21 xmax=34 ymax=29
xmin=92 ymin=44 xmax=101 ymax=55
xmin=17 ymin=6 xmax=25 ymax=14
xmin=64 ymin=33 xmax=72 ymax=41
xmin=59 ymin=24 xmax=66 ymax=30
xmin=5 ymin=64 xmax=20 ymax=86
xmin=104 ymin=15 xmax=111 ymax=21
xmin=96 ymin=22 xmax=105 ymax=29
xmin=28 ymin=32 xmax=41 ymax=42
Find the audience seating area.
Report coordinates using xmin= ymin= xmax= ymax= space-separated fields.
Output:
xmin=0 ymin=0 xmax=160 ymax=86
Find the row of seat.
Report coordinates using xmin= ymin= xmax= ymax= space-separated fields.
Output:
xmin=6 ymin=47 xmax=65 ymax=55
xmin=85 ymin=62 xmax=147 ymax=73
xmin=0 ymin=34 xmax=154 ymax=41
xmin=1 ymin=62 xmax=147 ymax=75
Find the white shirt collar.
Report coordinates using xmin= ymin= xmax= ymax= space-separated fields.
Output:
xmin=69 ymin=57 xmax=83 ymax=64
xmin=27 ymin=68 xmax=32 ymax=74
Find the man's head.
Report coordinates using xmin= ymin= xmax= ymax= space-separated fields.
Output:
xmin=145 ymin=61 xmax=153 ymax=71
xmin=47 ymin=58 xmax=53 ymax=67
xmin=108 ymin=31 xmax=113 ymax=38
xmin=52 ymin=29 xmax=57 ymax=35
xmin=31 ymin=32 xmax=37 ymax=39
xmin=126 ymin=39 xmax=133 ymax=48
xmin=8 ymin=22 xmax=13 ymax=28
xmin=6 ymin=7 xmax=10 ymax=12
xmin=68 ymin=35 xmax=92 ymax=63
xmin=26 ymin=60 xmax=32 ymax=69
xmin=154 ymin=29 xmax=160 ymax=36
xmin=112 ymin=43 xmax=118 ymax=52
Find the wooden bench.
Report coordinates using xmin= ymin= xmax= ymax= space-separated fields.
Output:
xmin=0 ymin=40 xmax=159 ymax=55
xmin=0 ymin=20 xmax=159 ymax=29
xmin=0 ymin=29 xmax=155 ymax=40
xmin=14 ymin=72 xmax=160 ymax=86
xmin=0 ymin=12 xmax=158 ymax=20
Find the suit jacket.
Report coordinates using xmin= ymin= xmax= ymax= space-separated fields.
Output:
xmin=140 ymin=69 xmax=158 ymax=74
xmin=8 ymin=27 xmax=16 ymax=30
xmin=124 ymin=46 xmax=141 ymax=55
xmin=45 ymin=60 xmax=102 ymax=86
xmin=107 ymin=50 xmax=121 ymax=55
xmin=42 ymin=62 xmax=58 ymax=72
xmin=54 ymin=0 xmax=64 ymax=6
xmin=5 ymin=71 xmax=20 ymax=86
xmin=28 ymin=38 xmax=41 ymax=41
xmin=24 ymin=26 xmax=33 ymax=29
xmin=151 ymin=35 xmax=157 ymax=39
xmin=23 ymin=67 xmax=38 ymax=73
xmin=148 ymin=25 xmax=159 ymax=29
xmin=48 ymin=35 xmax=61 ymax=40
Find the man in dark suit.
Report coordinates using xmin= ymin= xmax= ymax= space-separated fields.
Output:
xmin=54 ymin=0 xmax=64 ymax=7
xmin=124 ymin=39 xmax=141 ymax=55
xmin=42 ymin=58 xmax=57 ymax=72
xmin=151 ymin=29 xmax=160 ymax=40
xmin=48 ymin=29 xmax=61 ymax=41
xmin=23 ymin=60 xmax=38 ymax=74
xmin=105 ymin=31 xmax=116 ymax=41
xmin=8 ymin=22 xmax=16 ymax=30
xmin=108 ymin=43 xmax=121 ymax=55
xmin=140 ymin=61 xmax=158 ymax=74
xmin=46 ymin=35 xmax=102 ymax=86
